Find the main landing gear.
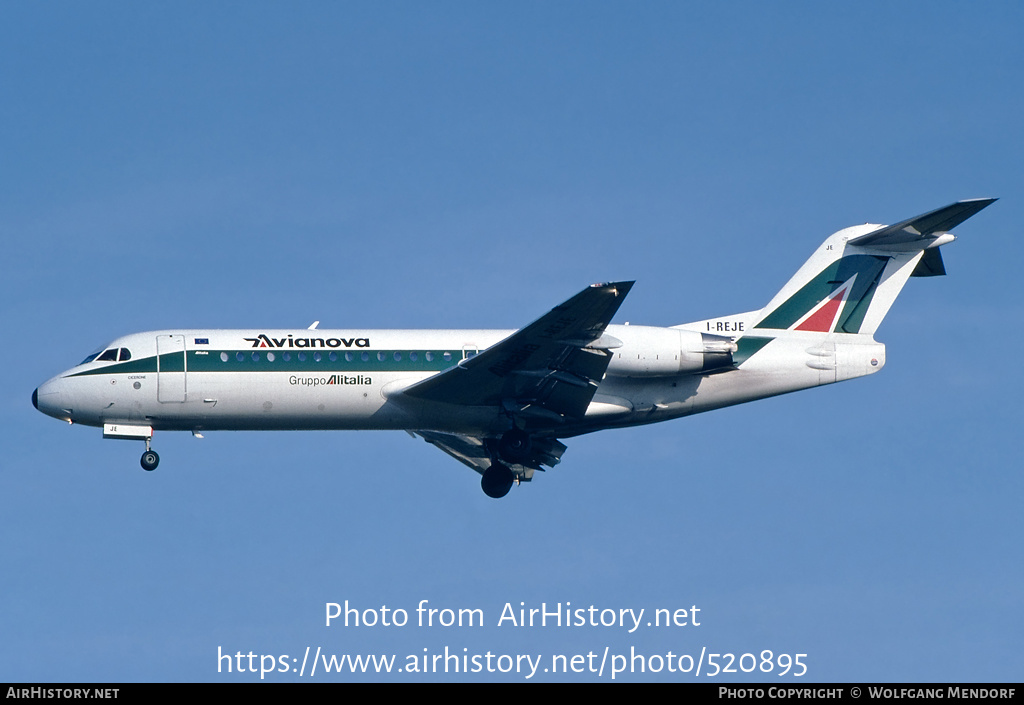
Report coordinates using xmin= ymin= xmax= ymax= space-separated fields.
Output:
xmin=497 ymin=427 xmax=532 ymax=464
xmin=481 ymin=462 xmax=514 ymax=499
xmin=480 ymin=428 xmax=534 ymax=498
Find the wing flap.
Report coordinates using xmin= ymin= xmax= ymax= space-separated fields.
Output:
xmin=415 ymin=430 xmax=491 ymax=475
xmin=414 ymin=430 xmax=567 ymax=479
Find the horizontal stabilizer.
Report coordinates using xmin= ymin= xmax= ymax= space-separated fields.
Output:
xmin=848 ymin=198 xmax=996 ymax=248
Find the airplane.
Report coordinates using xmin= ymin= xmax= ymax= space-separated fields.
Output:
xmin=33 ymin=199 xmax=995 ymax=498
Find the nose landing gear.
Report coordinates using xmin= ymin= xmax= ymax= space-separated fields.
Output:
xmin=140 ymin=437 xmax=159 ymax=471
xmin=102 ymin=424 xmax=160 ymax=472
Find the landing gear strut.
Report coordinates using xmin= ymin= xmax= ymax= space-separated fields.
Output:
xmin=498 ymin=428 xmax=532 ymax=464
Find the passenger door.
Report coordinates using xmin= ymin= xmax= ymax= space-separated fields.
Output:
xmin=156 ymin=334 xmax=187 ymax=402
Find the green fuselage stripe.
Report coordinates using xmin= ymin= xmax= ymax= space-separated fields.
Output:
xmin=69 ymin=350 xmax=465 ymax=377
xmin=733 ymin=336 xmax=773 ymax=366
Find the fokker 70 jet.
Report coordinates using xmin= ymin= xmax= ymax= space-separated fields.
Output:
xmin=34 ymin=199 xmax=995 ymax=497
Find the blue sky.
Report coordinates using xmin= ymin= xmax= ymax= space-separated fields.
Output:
xmin=3 ymin=2 xmax=1021 ymax=682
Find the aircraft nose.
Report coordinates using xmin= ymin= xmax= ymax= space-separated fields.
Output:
xmin=33 ymin=377 xmax=71 ymax=421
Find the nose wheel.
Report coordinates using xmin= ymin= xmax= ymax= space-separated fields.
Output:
xmin=140 ymin=438 xmax=159 ymax=471
xmin=141 ymin=450 xmax=159 ymax=471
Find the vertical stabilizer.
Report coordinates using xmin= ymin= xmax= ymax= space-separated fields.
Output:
xmin=752 ymin=199 xmax=995 ymax=338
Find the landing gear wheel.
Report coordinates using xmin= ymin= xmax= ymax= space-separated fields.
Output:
xmin=481 ymin=462 xmax=514 ymax=499
xmin=498 ymin=428 xmax=532 ymax=464
xmin=141 ymin=450 xmax=160 ymax=472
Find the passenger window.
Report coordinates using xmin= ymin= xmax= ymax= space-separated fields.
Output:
xmin=119 ymin=348 xmax=132 ymax=361
xmin=98 ymin=349 xmax=118 ymax=362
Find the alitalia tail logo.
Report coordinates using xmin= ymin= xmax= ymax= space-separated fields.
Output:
xmin=245 ymin=334 xmax=370 ymax=349
xmin=755 ymin=254 xmax=889 ymax=334
xmin=791 ymin=276 xmax=855 ymax=333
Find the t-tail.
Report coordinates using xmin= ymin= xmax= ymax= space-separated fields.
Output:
xmin=757 ymin=198 xmax=995 ymax=335
xmin=731 ymin=199 xmax=996 ymax=378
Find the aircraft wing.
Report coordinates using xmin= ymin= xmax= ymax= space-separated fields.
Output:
xmin=848 ymin=198 xmax=997 ymax=248
xmin=401 ymin=281 xmax=634 ymax=420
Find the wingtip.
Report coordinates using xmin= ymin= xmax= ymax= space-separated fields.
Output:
xmin=591 ymin=280 xmax=635 ymax=292
xmin=953 ymin=197 xmax=998 ymax=220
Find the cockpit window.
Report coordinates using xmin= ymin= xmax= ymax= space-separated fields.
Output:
xmin=97 ymin=349 xmax=119 ymax=362
xmin=80 ymin=351 xmax=101 ymax=365
xmin=119 ymin=348 xmax=132 ymax=361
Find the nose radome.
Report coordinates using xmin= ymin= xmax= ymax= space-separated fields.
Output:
xmin=33 ymin=378 xmax=70 ymax=421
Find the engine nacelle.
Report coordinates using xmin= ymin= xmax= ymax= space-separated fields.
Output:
xmin=604 ymin=326 xmax=736 ymax=377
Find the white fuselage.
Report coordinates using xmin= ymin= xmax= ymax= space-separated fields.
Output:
xmin=34 ymin=321 xmax=885 ymax=439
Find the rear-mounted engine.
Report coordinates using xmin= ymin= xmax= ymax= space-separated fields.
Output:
xmin=604 ymin=326 xmax=737 ymax=377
